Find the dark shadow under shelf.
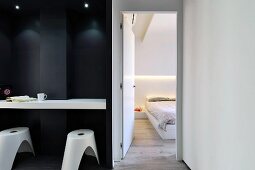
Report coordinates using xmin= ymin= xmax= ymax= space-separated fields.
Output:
xmin=13 ymin=153 xmax=109 ymax=170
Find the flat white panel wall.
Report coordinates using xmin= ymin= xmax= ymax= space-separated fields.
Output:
xmin=183 ymin=0 xmax=255 ymax=170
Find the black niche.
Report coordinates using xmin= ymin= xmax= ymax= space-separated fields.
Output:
xmin=12 ymin=13 xmax=40 ymax=97
xmin=0 ymin=0 xmax=112 ymax=168
xmin=0 ymin=11 xmax=40 ymax=97
xmin=67 ymin=11 xmax=106 ymax=99
xmin=40 ymin=9 xmax=67 ymax=99
xmin=0 ymin=13 xmax=12 ymax=84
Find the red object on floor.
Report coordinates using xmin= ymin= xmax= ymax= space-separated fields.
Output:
xmin=134 ymin=107 xmax=142 ymax=112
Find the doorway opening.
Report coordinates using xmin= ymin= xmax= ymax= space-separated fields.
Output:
xmin=116 ymin=11 xmax=185 ymax=169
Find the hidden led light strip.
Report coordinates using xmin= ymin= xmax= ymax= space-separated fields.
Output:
xmin=135 ymin=75 xmax=176 ymax=80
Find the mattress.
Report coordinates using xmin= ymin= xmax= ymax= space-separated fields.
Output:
xmin=145 ymin=110 xmax=176 ymax=139
xmin=146 ymin=101 xmax=176 ymax=131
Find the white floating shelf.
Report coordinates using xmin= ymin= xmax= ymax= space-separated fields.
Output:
xmin=0 ymin=99 xmax=106 ymax=110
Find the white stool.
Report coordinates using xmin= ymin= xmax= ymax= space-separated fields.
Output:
xmin=0 ymin=127 xmax=35 ymax=170
xmin=61 ymin=129 xmax=99 ymax=170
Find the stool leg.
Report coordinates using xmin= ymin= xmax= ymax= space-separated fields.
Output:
xmin=17 ymin=129 xmax=35 ymax=156
xmin=91 ymin=134 xmax=100 ymax=164
xmin=24 ymin=131 xmax=35 ymax=156
xmin=61 ymin=139 xmax=85 ymax=170
xmin=17 ymin=140 xmax=35 ymax=156
xmin=84 ymin=137 xmax=100 ymax=164
xmin=0 ymin=137 xmax=22 ymax=170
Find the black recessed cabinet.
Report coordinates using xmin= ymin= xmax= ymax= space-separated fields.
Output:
xmin=0 ymin=0 xmax=112 ymax=169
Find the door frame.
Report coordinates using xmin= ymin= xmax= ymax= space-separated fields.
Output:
xmin=113 ymin=10 xmax=183 ymax=163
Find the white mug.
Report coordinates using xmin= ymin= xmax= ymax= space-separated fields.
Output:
xmin=37 ymin=93 xmax=47 ymax=101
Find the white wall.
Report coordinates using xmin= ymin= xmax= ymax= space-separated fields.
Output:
xmin=113 ymin=0 xmax=183 ymax=162
xmin=135 ymin=77 xmax=176 ymax=107
xmin=134 ymin=14 xmax=177 ymax=107
xmin=183 ymin=0 xmax=255 ymax=170
xmin=135 ymin=14 xmax=177 ymax=76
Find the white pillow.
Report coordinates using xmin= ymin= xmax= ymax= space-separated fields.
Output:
xmin=146 ymin=96 xmax=176 ymax=102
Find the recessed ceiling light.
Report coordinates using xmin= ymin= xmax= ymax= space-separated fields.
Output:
xmin=84 ymin=2 xmax=89 ymax=8
xmin=15 ymin=5 xmax=20 ymax=10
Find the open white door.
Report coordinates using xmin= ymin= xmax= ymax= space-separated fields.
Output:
xmin=122 ymin=13 xmax=135 ymax=158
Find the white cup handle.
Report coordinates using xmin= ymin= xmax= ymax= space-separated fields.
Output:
xmin=44 ymin=94 xmax=47 ymax=100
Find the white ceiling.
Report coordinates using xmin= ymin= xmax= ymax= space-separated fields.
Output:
xmin=132 ymin=13 xmax=177 ymax=41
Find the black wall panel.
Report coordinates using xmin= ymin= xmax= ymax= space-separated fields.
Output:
xmin=0 ymin=13 xmax=11 ymax=84
xmin=12 ymin=14 xmax=40 ymax=97
xmin=40 ymin=110 xmax=67 ymax=156
xmin=40 ymin=9 xmax=67 ymax=99
xmin=105 ymin=0 xmax=113 ymax=167
xmin=67 ymin=12 xmax=106 ymax=99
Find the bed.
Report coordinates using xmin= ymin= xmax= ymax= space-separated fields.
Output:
xmin=145 ymin=97 xmax=176 ymax=140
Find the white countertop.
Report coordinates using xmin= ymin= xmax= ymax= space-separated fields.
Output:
xmin=0 ymin=99 xmax=106 ymax=110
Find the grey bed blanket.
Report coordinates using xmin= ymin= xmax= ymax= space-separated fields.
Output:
xmin=146 ymin=101 xmax=176 ymax=131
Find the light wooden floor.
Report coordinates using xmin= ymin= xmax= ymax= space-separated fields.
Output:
xmin=115 ymin=119 xmax=190 ymax=170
